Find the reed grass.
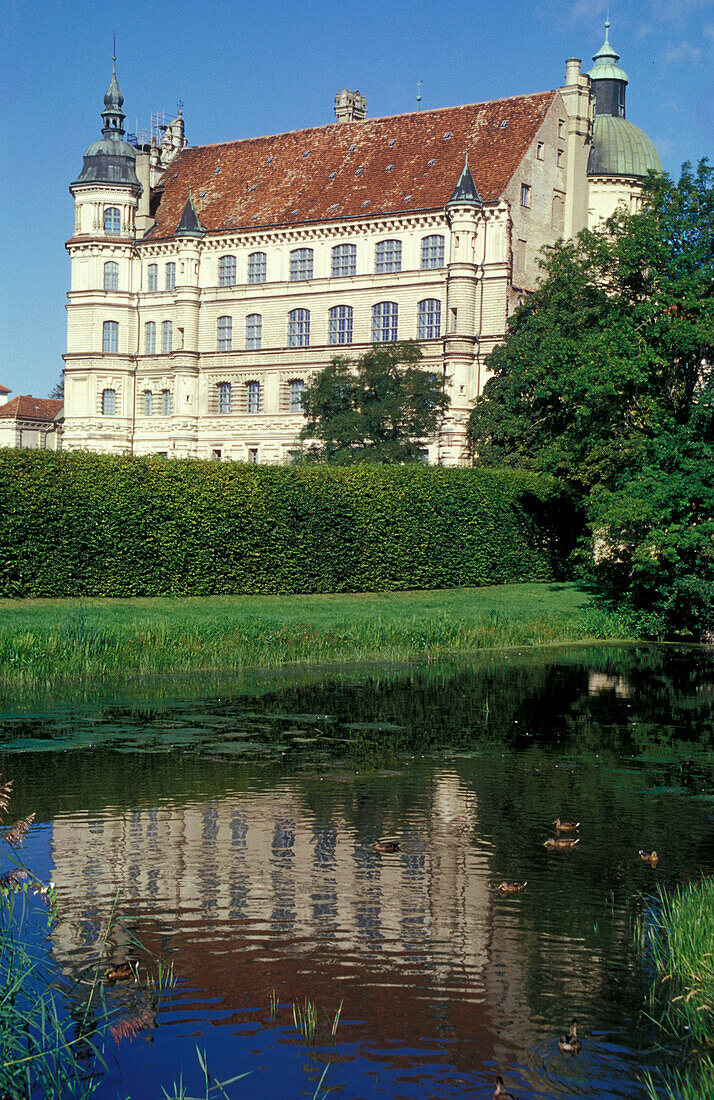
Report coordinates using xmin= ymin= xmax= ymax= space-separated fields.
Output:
xmin=0 ymin=583 xmax=643 ymax=691
xmin=642 ymin=1058 xmax=714 ymax=1100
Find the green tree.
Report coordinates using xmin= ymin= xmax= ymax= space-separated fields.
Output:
xmin=467 ymin=161 xmax=714 ymax=636
xmin=299 ymin=341 xmax=449 ymax=463
xmin=467 ymin=161 xmax=713 ymax=495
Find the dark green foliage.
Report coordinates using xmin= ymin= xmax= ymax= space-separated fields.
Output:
xmin=467 ymin=161 xmax=714 ymax=637
xmin=299 ymin=341 xmax=449 ymax=463
xmin=0 ymin=451 xmax=567 ymax=598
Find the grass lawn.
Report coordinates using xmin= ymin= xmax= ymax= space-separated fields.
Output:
xmin=0 ymin=582 xmax=640 ymax=690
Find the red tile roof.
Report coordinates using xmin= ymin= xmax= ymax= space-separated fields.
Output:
xmin=148 ymin=91 xmax=557 ymax=240
xmin=0 ymin=396 xmax=63 ymax=421
xmin=0 ymin=385 xmax=10 ymax=395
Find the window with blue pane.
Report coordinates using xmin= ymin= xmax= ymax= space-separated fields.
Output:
xmin=161 ymin=320 xmax=173 ymax=354
xmin=246 ymin=380 xmax=261 ymax=413
xmin=101 ymin=388 xmax=116 ymax=415
xmin=144 ymin=322 xmax=156 ymax=354
xmin=288 ymin=309 xmax=310 ymax=347
xmin=248 ymin=252 xmax=266 ymax=284
xmin=288 ymin=379 xmax=305 ymax=413
xmin=371 ymin=301 xmax=398 ymax=342
xmin=417 ymin=298 xmax=441 ymax=339
xmin=375 ymin=239 xmax=402 ymax=273
xmin=165 ymin=263 xmax=176 ymax=290
xmin=331 ymin=243 xmax=356 ymax=277
xmin=421 ymin=234 xmax=445 ymax=269
xmin=102 ymin=320 xmax=118 ymax=353
xmin=104 ymin=207 xmax=120 ymax=233
xmin=245 ymin=313 xmax=262 ymax=350
xmin=217 ymin=315 xmax=232 ymax=351
xmin=143 ymin=390 xmax=153 ymax=416
xmin=219 ymin=255 xmax=237 ymax=286
xmin=147 ymin=264 xmax=158 ymax=292
xmin=290 ymin=248 xmax=313 ymax=281
xmin=328 ymin=305 xmax=353 ymax=345
xmin=161 ymin=388 xmax=171 ymax=415
xmin=103 ymin=261 xmax=119 ymax=291
xmin=218 ymin=381 xmax=232 ymax=414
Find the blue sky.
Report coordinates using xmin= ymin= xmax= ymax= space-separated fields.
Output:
xmin=1 ymin=0 xmax=712 ymax=399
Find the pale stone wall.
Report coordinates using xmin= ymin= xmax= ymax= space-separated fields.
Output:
xmin=588 ymin=176 xmax=644 ymax=228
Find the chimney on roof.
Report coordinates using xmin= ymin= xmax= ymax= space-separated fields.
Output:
xmin=334 ymin=89 xmax=367 ymax=124
xmin=0 ymin=386 xmax=10 ymax=407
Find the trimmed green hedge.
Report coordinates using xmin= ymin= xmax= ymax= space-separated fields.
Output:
xmin=0 ymin=451 xmax=574 ymax=597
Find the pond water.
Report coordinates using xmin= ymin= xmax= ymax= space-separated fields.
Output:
xmin=2 ymin=644 xmax=714 ymax=1099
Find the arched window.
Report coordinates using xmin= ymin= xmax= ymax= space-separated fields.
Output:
xmin=161 ymin=388 xmax=172 ymax=416
xmin=103 ymin=261 xmax=119 ymax=291
xmin=217 ymin=315 xmax=233 ymax=352
xmin=144 ymin=321 xmax=156 ymax=354
xmin=104 ymin=207 xmax=121 ymax=234
xmin=248 ymin=252 xmax=266 ymax=284
xmin=246 ymin=313 xmax=262 ymax=350
xmin=147 ymin=264 xmax=158 ymax=292
xmin=101 ymin=388 xmax=116 ymax=415
xmin=372 ymin=301 xmax=398 ymax=342
xmin=328 ymin=305 xmax=353 ymax=345
xmin=375 ymin=239 xmax=402 ymax=274
xmin=290 ymin=248 xmax=313 ymax=281
xmin=331 ymin=243 xmax=357 ymax=278
xmin=417 ymin=299 xmax=441 ymax=339
xmin=165 ymin=263 xmax=176 ymax=291
xmin=102 ymin=320 xmax=118 ymax=353
xmin=143 ymin=390 xmax=153 ymax=416
xmin=218 ymin=255 xmax=237 ymax=287
xmin=161 ymin=320 xmax=173 ymax=354
xmin=218 ymin=381 xmax=232 ymax=414
xmin=246 ymin=380 xmax=261 ymax=414
xmin=288 ymin=379 xmax=305 ymax=414
xmin=288 ymin=308 xmax=310 ymax=347
xmin=421 ymin=235 xmax=445 ymax=269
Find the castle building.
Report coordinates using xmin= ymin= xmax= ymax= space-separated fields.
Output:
xmin=63 ymin=25 xmax=660 ymax=464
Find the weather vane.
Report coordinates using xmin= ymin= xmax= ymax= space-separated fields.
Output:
xmin=417 ymin=80 xmax=423 ymax=112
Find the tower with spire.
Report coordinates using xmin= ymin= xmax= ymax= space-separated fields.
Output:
xmin=64 ymin=60 xmax=142 ymax=452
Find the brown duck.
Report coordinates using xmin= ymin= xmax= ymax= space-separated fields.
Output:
xmin=496 ymin=881 xmax=527 ymax=894
xmin=553 ymin=818 xmax=580 ymax=832
xmin=639 ymin=850 xmax=659 ymax=865
xmin=494 ymin=1076 xmax=518 ymax=1098
xmin=104 ymin=962 xmax=136 ymax=983
xmin=558 ymin=1017 xmax=581 ymax=1055
xmin=373 ymin=840 xmax=400 ymax=854
xmin=544 ymin=836 xmax=580 ymax=849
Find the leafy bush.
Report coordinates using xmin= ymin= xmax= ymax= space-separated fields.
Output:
xmin=0 ymin=451 xmax=571 ymax=598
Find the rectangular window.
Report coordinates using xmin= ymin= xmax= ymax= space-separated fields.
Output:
xmin=248 ymin=252 xmax=267 ymax=284
xmin=288 ymin=379 xmax=305 ymax=413
xmin=246 ymin=314 xmax=262 ymax=350
xmin=161 ymin=320 xmax=173 ymax=354
xmin=288 ymin=309 xmax=310 ymax=347
xmin=218 ymin=255 xmax=237 ymax=286
xmin=558 ymin=119 xmax=565 ymax=138
xmin=536 ymin=142 xmax=545 ymax=161
xmin=421 ymin=235 xmax=445 ymax=269
xmin=218 ymin=382 xmax=232 ymax=415
xmin=290 ymin=248 xmax=314 ymax=281
xmin=372 ymin=301 xmax=398 ymax=342
xmin=143 ymin=390 xmax=153 ymax=416
xmin=417 ymin=299 xmax=441 ymax=340
xmin=147 ymin=264 xmax=158 ymax=292
xmin=520 ymin=183 xmax=532 ymax=208
xmin=331 ymin=243 xmax=357 ymax=278
xmin=217 ymin=315 xmax=232 ymax=352
xmin=516 ymin=239 xmax=526 ymax=273
xmin=165 ymin=263 xmax=176 ymax=290
xmin=557 ymin=149 xmax=564 ymax=168
xmin=247 ymin=447 xmax=258 ymax=464
xmin=144 ymin=321 xmax=156 ymax=355
xmin=246 ymin=381 xmax=261 ymax=414
xmin=212 ymin=448 xmax=222 ymax=460
xmin=375 ymin=239 xmax=402 ymax=274
xmin=161 ymin=388 xmax=171 ymax=416
xmin=102 ymin=320 xmax=118 ymax=353
xmin=328 ymin=305 xmax=353 ymax=345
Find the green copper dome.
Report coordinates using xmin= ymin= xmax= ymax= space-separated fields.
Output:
xmin=588 ymin=114 xmax=662 ymax=179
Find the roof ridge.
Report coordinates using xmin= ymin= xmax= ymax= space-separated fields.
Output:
xmin=167 ymin=89 xmax=557 ymax=157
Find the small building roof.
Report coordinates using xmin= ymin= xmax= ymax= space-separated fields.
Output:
xmin=0 ymin=396 xmax=63 ymax=422
xmin=0 ymin=385 xmax=10 ymax=395
xmin=146 ymin=90 xmax=557 ymax=239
